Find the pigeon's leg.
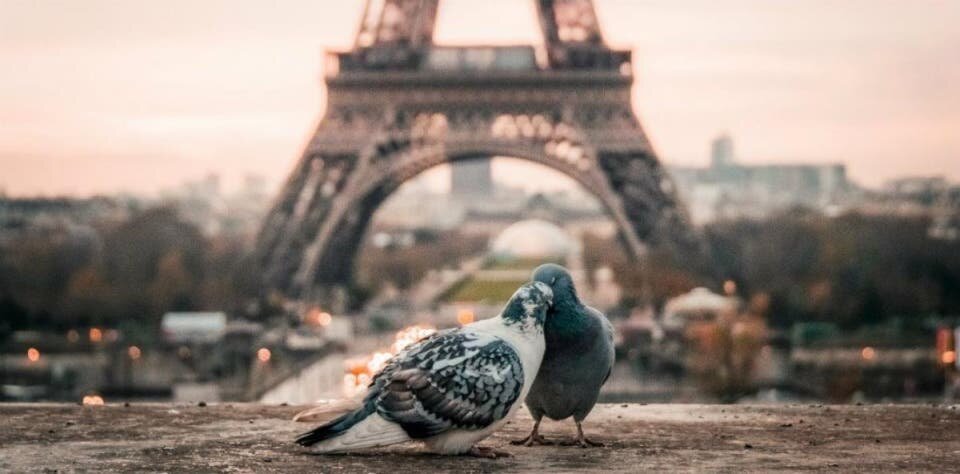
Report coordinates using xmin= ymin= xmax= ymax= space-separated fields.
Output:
xmin=574 ymin=421 xmax=605 ymax=448
xmin=510 ymin=417 xmax=553 ymax=446
xmin=468 ymin=446 xmax=512 ymax=458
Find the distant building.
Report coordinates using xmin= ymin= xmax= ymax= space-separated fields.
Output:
xmin=450 ymin=158 xmax=493 ymax=198
xmin=710 ymin=134 xmax=735 ymax=169
xmin=882 ymin=176 xmax=951 ymax=204
xmin=661 ymin=287 xmax=739 ymax=332
xmin=376 ymin=180 xmax=611 ymax=237
xmin=161 ymin=312 xmax=228 ymax=344
xmin=669 ymin=135 xmax=850 ymax=224
xmin=489 ymin=218 xmax=576 ymax=260
xmin=0 ymin=196 xmax=137 ymax=246
xmin=849 ymin=176 xmax=960 ymax=235
xmin=879 ymin=177 xmax=960 ymax=241
xmin=158 ymin=173 xmax=270 ymax=240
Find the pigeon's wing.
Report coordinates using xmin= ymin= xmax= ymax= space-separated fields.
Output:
xmin=365 ymin=329 xmax=452 ymax=390
xmin=370 ymin=330 xmax=524 ymax=438
xmin=587 ymin=305 xmax=617 ymax=386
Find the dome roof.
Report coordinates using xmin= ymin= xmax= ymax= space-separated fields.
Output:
xmin=490 ymin=219 xmax=575 ymax=259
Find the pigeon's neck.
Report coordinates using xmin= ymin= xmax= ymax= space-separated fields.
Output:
xmin=546 ymin=295 xmax=586 ymax=340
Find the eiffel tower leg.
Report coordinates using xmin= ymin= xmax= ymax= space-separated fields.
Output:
xmin=254 ymin=146 xmax=367 ymax=307
xmin=597 ymin=149 xmax=714 ymax=278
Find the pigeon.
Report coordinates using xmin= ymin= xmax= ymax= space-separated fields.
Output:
xmin=513 ymin=263 xmax=615 ymax=448
xmin=295 ymin=281 xmax=553 ymax=457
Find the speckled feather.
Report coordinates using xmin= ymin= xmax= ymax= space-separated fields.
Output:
xmin=370 ymin=330 xmax=524 ymax=438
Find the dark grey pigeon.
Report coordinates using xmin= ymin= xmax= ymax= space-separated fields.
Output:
xmin=513 ymin=263 xmax=615 ymax=448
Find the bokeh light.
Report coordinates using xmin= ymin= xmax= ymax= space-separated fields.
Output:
xmin=456 ymin=308 xmax=475 ymax=326
xmin=82 ymin=394 xmax=105 ymax=406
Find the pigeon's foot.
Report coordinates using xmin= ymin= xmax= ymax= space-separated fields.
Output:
xmin=557 ymin=437 xmax=605 ymax=448
xmin=510 ymin=419 xmax=552 ymax=446
xmin=569 ymin=421 xmax=605 ymax=448
xmin=577 ymin=436 xmax=605 ymax=448
xmin=468 ymin=446 xmax=512 ymax=459
xmin=510 ymin=433 xmax=553 ymax=446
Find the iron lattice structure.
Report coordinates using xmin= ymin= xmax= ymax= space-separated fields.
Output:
xmin=255 ymin=0 xmax=705 ymax=307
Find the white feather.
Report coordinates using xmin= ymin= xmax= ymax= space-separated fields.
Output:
xmin=309 ymin=414 xmax=409 ymax=453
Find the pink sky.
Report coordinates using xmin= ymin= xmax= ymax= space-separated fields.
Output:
xmin=1 ymin=0 xmax=958 ymax=196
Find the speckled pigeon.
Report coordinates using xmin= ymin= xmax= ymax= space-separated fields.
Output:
xmin=513 ymin=263 xmax=615 ymax=448
xmin=295 ymin=282 xmax=553 ymax=457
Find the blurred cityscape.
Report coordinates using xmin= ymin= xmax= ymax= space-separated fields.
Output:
xmin=2 ymin=0 xmax=959 ymax=408
xmin=2 ymin=133 xmax=959 ymax=404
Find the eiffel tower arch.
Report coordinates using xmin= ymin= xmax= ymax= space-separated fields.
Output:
xmin=255 ymin=0 xmax=705 ymax=308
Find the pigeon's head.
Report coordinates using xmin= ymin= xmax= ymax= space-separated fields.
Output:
xmin=531 ymin=263 xmax=578 ymax=305
xmin=501 ymin=281 xmax=553 ymax=332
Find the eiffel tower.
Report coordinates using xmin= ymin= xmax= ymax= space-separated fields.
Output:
xmin=255 ymin=0 xmax=704 ymax=308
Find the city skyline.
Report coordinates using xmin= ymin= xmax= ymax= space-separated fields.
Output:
xmin=2 ymin=0 xmax=958 ymax=196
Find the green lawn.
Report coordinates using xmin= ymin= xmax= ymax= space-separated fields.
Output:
xmin=441 ymin=278 xmax=530 ymax=303
xmin=483 ymin=257 xmax=565 ymax=271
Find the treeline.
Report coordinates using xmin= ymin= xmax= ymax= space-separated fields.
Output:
xmin=4 ymin=204 xmax=958 ymax=340
xmin=583 ymin=210 xmax=960 ymax=329
xmin=0 ymin=207 xmax=261 ymax=342
xmin=0 ymin=206 xmax=491 ymax=342
xmin=354 ymin=228 xmax=488 ymax=295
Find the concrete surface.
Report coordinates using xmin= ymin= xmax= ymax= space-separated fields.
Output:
xmin=1 ymin=403 xmax=958 ymax=473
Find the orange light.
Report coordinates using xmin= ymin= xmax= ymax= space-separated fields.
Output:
xmin=345 ymin=357 xmax=369 ymax=376
xmin=343 ymin=324 xmax=436 ymax=396
xmin=304 ymin=308 xmax=320 ymax=326
xmin=257 ymin=348 xmax=271 ymax=363
xmin=456 ymin=309 xmax=475 ymax=326
xmin=723 ymin=280 xmax=737 ymax=296
xmin=26 ymin=347 xmax=40 ymax=362
xmin=942 ymin=350 xmax=957 ymax=365
xmin=82 ymin=395 xmax=105 ymax=406
xmin=128 ymin=346 xmax=142 ymax=360
xmin=67 ymin=330 xmax=80 ymax=343
xmin=861 ymin=346 xmax=876 ymax=361
xmin=89 ymin=328 xmax=103 ymax=343
xmin=304 ymin=308 xmax=333 ymax=327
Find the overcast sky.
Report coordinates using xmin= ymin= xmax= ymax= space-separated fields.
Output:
xmin=1 ymin=0 xmax=958 ymax=196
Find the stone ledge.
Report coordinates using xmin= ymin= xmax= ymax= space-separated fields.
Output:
xmin=1 ymin=403 xmax=958 ymax=473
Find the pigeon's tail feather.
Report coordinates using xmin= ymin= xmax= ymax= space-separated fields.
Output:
xmin=295 ymin=403 xmax=408 ymax=453
xmin=295 ymin=403 xmax=374 ymax=447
